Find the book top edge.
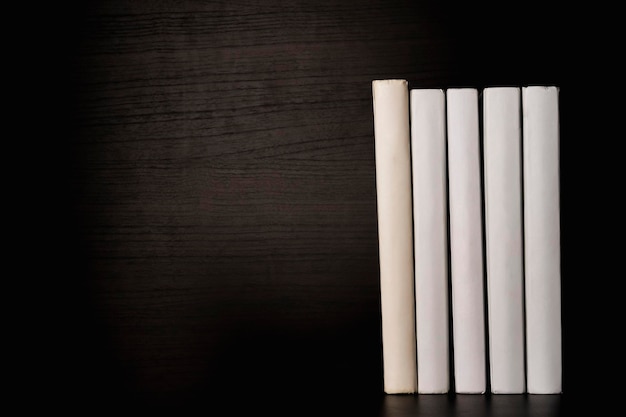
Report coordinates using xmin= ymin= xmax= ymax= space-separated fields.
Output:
xmin=523 ymin=85 xmax=559 ymax=92
xmin=483 ymin=86 xmax=521 ymax=91
xmin=446 ymin=87 xmax=478 ymax=92
xmin=410 ymin=88 xmax=444 ymax=94
xmin=372 ymin=79 xmax=408 ymax=86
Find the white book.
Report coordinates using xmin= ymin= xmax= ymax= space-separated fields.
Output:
xmin=446 ymin=88 xmax=486 ymax=394
xmin=483 ymin=87 xmax=526 ymax=394
xmin=410 ymin=89 xmax=449 ymax=394
xmin=523 ymin=86 xmax=562 ymax=394
xmin=372 ymin=80 xmax=417 ymax=394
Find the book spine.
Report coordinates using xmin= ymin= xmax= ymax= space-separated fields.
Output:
xmin=483 ymin=87 xmax=526 ymax=394
xmin=410 ymin=89 xmax=449 ymax=393
xmin=446 ymin=88 xmax=487 ymax=394
xmin=522 ymin=86 xmax=562 ymax=394
xmin=372 ymin=80 xmax=418 ymax=394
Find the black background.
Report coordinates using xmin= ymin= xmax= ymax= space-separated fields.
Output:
xmin=22 ymin=0 xmax=616 ymax=414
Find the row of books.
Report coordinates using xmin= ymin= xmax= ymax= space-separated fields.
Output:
xmin=372 ymin=81 xmax=561 ymax=394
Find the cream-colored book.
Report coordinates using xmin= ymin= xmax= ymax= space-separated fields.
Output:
xmin=523 ymin=86 xmax=562 ymax=394
xmin=410 ymin=89 xmax=449 ymax=394
xmin=483 ymin=87 xmax=525 ymax=394
xmin=446 ymin=88 xmax=486 ymax=394
xmin=372 ymin=79 xmax=417 ymax=394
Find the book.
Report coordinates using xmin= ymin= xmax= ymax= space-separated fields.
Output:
xmin=410 ymin=89 xmax=449 ymax=394
xmin=522 ymin=86 xmax=562 ymax=394
xmin=372 ymin=80 xmax=418 ymax=394
xmin=483 ymin=87 xmax=526 ymax=394
xmin=446 ymin=88 xmax=487 ymax=394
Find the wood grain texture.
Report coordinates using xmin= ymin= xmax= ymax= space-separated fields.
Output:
xmin=49 ymin=0 xmax=567 ymax=412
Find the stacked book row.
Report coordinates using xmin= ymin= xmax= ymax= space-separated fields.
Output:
xmin=372 ymin=81 xmax=561 ymax=394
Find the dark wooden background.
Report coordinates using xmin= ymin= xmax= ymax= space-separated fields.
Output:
xmin=28 ymin=0 xmax=612 ymax=414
